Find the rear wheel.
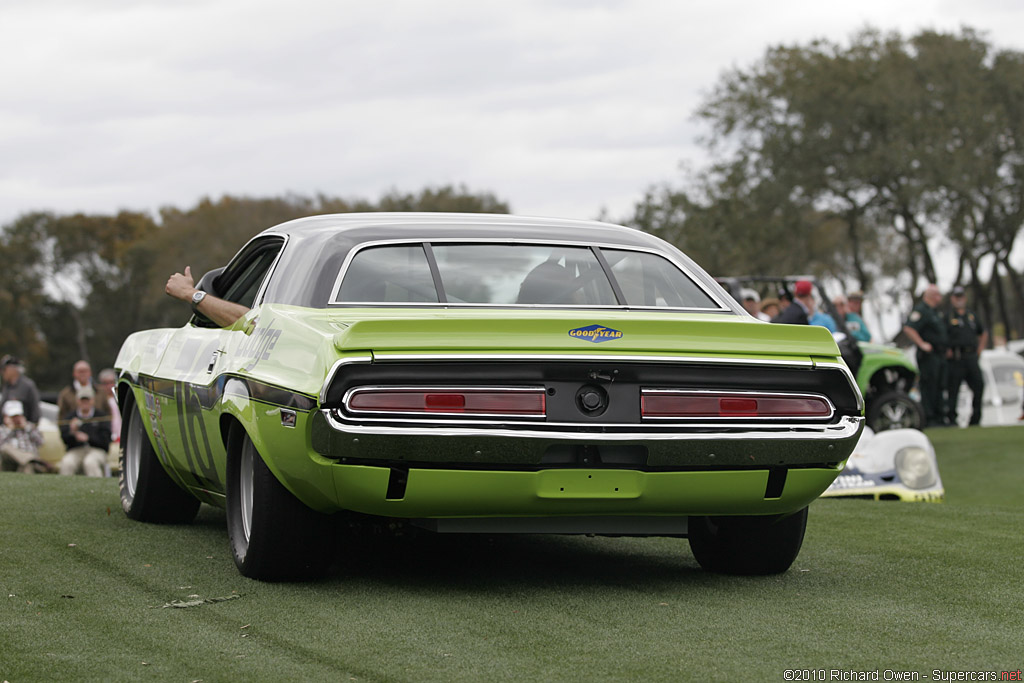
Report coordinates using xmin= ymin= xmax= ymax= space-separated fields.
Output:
xmin=226 ymin=425 xmax=333 ymax=581
xmin=866 ymin=390 xmax=924 ymax=431
xmin=119 ymin=393 xmax=200 ymax=524
xmin=688 ymin=507 xmax=808 ymax=575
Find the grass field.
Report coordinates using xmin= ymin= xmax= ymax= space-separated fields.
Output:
xmin=2 ymin=426 xmax=1022 ymax=682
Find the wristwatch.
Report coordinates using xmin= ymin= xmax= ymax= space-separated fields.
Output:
xmin=191 ymin=290 xmax=207 ymax=310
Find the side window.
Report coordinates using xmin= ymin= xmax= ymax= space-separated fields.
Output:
xmin=220 ymin=248 xmax=280 ymax=308
xmin=193 ymin=239 xmax=283 ymax=327
xmin=602 ymin=249 xmax=718 ymax=309
xmin=337 ymin=245 xmax=438 ymax=303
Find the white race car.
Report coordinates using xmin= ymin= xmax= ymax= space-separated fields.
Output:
xmin=952 ymin=348 xmax=1024 ymax=427
xmin=821 ymin=427 xmax=943 ymax=502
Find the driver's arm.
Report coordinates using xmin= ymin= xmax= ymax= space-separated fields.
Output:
xmin=166 ymin=266 xmax=250 ymax=328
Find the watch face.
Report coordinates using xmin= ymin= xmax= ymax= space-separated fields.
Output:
xmin=192 ymin=291 xmax=206 ymax=305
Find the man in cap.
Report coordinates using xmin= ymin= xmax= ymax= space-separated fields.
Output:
xmin=903 ymin=284 xmax=949 ymax=427
xmin=772 ymin=280 xmax=813 ymax=325
xmin=945 ymin=285 xmax=987 ymax=426
xmin=1 ymin=355 xmax=41 ymax=426
xmin=844 ymin=291 xmax=872 ymax=342
xmin=59 ymin=384 xmax=111 ymax=477
xmin=0 ymin=400 xmax=46 ymax=473
xmin=740 ymin=288 xmax=770 ymax=321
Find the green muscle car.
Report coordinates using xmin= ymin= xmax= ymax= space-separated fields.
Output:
xmin=114 ymin=213 xmax=864 ymax=580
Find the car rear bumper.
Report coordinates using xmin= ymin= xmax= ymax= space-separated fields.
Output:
xmin=313 ymin=411 xmax=863 ymax=469
xmin=328 ymin=463 xmax=844 ymax=519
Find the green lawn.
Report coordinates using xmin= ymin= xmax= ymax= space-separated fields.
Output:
xmin=2 ymin=426 xmax=1022 ymax=682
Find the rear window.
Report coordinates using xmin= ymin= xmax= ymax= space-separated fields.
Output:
xmin=432 ymin=244 xmax=616 ymax=305
xmin=333 ymin=242 xmax=720 ymax=309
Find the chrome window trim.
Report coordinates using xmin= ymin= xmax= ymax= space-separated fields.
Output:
xmin=370 ymin=352 xmax=815 ymax=368
xmin=326 ymin=238 xmax=729 ymax=311
xmin=252 ymin=234 xmax=290 ymax=308
xmin=639 ymin=388 xmax=836 ymax=422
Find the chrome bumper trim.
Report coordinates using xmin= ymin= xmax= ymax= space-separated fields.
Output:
xmin=322 ymin=411 xmax=863 ymax=443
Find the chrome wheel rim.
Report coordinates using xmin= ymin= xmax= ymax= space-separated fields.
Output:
xmin=125 ymin=409 xmax=142 ymax=498
xmin=880 ymin=401 xmax=911 ymax=429
xmin=239 ymin=440 xmax=255 ymax=543
xmin=876 ymin=397 xmax=917 ymax=430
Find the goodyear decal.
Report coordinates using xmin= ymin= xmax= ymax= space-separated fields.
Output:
xmin=568 ymin=324 xmax=623 ymax=343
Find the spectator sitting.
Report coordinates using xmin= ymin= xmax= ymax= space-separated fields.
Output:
xmin=59 ymin=385 xmax=111 ymax=477
xmin=97 ymin=368 xmax=121 ymax=439
xmin=97 ymin=368 xmax=122 ymax=473
xmin=57 ymin=360 xmax=107 ymax=421
xmin=1 ymin=355 xmax=41 ymax=426
xmin=1 ymin=400 xmax=47 ymax=474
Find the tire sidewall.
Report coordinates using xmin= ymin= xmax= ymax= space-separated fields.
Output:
xmin=689 ymin=507 xmax=808 ymax=575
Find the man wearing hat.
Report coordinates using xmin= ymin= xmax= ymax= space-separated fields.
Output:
xmin=903 ymin=284 xmax=949 ymax=427
xmin=841 ymin=291 xmax=872 ymax=342
xmin=945 ymin=285 xmax=987 ymax=426
xmin=58 ymin=384 xmax=111 ymax=477
xmin=1 ymin=355 xmax=41 ymax=426
xmin=0 ymin=400 xmax=46 ymax=473
xmin=740 ymin=288 xmax=771 ymax=321
xmin=771 ymin=280 xmax=813 ymax=325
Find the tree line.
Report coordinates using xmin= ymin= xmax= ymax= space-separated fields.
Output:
xmin=626 ymin=26 xmax=1024 ymax=342
xmin=0 ymin=187 xmax=509 ymax=391
xmin=4 ymin=26 xmax=1023 ymax=391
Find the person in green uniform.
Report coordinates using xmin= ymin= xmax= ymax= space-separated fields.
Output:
xmin=945 ymin=286 xmax=988 ymax=426
xmin=903 ymin=284 xmax=949 ymax=427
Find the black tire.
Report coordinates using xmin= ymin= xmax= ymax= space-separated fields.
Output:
xmin=225 ymin=424 xmax=333 ymax=581
xmin=119 ymin=393 xmax=201 ymax=524
xmin=688 ymin=507 xmax=808 ymax=575
xmin=866 ymin=390 xmax=924 ymax=431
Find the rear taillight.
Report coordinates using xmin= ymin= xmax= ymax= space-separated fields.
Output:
xmin=346 ymin=387 xmax=547 ymax=417
xmin=641 ymin=390 xmax=832 ymax=419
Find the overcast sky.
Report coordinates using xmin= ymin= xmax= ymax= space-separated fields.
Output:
xmin=3 ymin=0 xmax=1024 ymax=228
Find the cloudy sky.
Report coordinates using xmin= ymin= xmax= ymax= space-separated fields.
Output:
xmin=3 ymin=0 xmax=1023 ymax=228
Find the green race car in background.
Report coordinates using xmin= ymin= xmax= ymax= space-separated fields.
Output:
xmin=115 ymin=214 xmax=864 ymax=580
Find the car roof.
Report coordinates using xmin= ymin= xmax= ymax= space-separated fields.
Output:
xmin=242 ymin=212 xmax=741 ymax=312
xmin=261 ymin=212 xmax=667 ymax=250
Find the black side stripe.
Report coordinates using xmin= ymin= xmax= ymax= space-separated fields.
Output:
xmin=134 ymin=374 xmax=316 ymax=411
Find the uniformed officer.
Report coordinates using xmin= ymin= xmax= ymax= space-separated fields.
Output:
xmin=903 ymin=284 xmax=949 ymax=427
xmin=945 ymin=285 xmax=988 ymax=426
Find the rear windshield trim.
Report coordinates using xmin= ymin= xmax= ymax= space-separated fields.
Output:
xmin=327 ymin=238 xmax=729 ymax=311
